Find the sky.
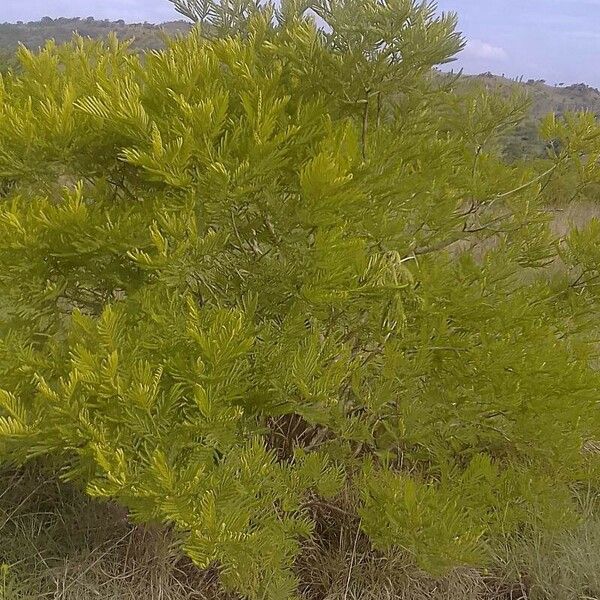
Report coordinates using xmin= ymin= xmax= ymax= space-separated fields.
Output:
xmin=0 ymin=1 xmax=181 ymax=24
xmin=1 ymin=0 xmax=599 ymax=87
xmin=437 ymin=0 xmax=600 ymax=87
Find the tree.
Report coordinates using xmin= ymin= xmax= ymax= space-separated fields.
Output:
xmin=0 ymin=2 xmax=599 ymax=598
xmin=0 ymin=49 xmax=18 ymax=75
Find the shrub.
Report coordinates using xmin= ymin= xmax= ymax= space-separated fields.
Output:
xmin=0 ymin=1 xmax=599 ymax=598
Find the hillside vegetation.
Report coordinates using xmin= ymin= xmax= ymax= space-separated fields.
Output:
xmin=451 ymin=73 xmax=600 ymax=159
xmin=1 ymin=2 xmax=600 ymax=599
xmin=0 ymin=17 xmax=192 ymax=51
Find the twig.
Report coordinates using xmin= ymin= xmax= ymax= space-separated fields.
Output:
xmin=492 ymin=164 xmax=557 ymax=202
xmin=344 ymin=520 xmax=362 ymax=600
xmin=361 ymin=89 xmax=371 ymax=161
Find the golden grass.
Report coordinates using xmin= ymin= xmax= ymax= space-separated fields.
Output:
xmin=3 ymin=468 xmax=600 ymax=600
xmin=0 ymin=465 xmax=224 ymax=600
xmin=0 ymin=465 xmax=522 ymax=600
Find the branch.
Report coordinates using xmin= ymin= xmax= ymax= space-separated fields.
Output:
xmin=361 ymin=89 xmax=371 ymax=161
xmin=492 ymin=163 xmax=557 ymax=202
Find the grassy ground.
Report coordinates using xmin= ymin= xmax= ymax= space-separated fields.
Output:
xmin=0 ymin=465 xmax=219 ymax=600
xmin=0 ymin=465 xmax=493 ymax=600
xmin=4 ymin=465 xmax=600 ymax=600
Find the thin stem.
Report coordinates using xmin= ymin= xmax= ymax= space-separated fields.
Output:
xmin=493 ymin=164 xmax=557 ymax=201
xmin=361 ymin=88 xmax=371 ymax=161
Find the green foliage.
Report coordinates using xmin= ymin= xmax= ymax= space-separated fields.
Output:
xmin=0 ymin=2 xmax=599 ymax=598
xmin=538 ymin=111 xmax=600 ymax=204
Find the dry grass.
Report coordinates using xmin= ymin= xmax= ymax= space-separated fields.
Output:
xmin=548 ymin=201 xmax=600 ymax=238
xmin=4 ymin=465 xmax=600 ymax=600
xmin=0 ymin=467 xmax=519 ymax=600
xmin=0 ymin=464 xmax=224 ymax=600
xmin=507 ymin=488 xmax=600 ymax=600
xmin=296 ymin=494 xmax=524 ymax=600
xmin=299 ymin=537 xmax=513 ymax=600
xmin=515 ymin=524 xmax=600 ymax=600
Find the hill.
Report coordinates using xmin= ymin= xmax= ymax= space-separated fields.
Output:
xmin=0 ymin=17 xmax=192 ymax=52
xmin=450 ymin=71 xmax=600 ymax=159
xmin=469 ymin=72 xmax=600 ymax=118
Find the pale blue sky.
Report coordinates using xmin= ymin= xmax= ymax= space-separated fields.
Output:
xmin=0 ymin=1 xmax=181 ymax=23
xmin=1 ymin=1 xmax=599 ymax=87
xmin=437 ymin=0 xmax=600 ymax=87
